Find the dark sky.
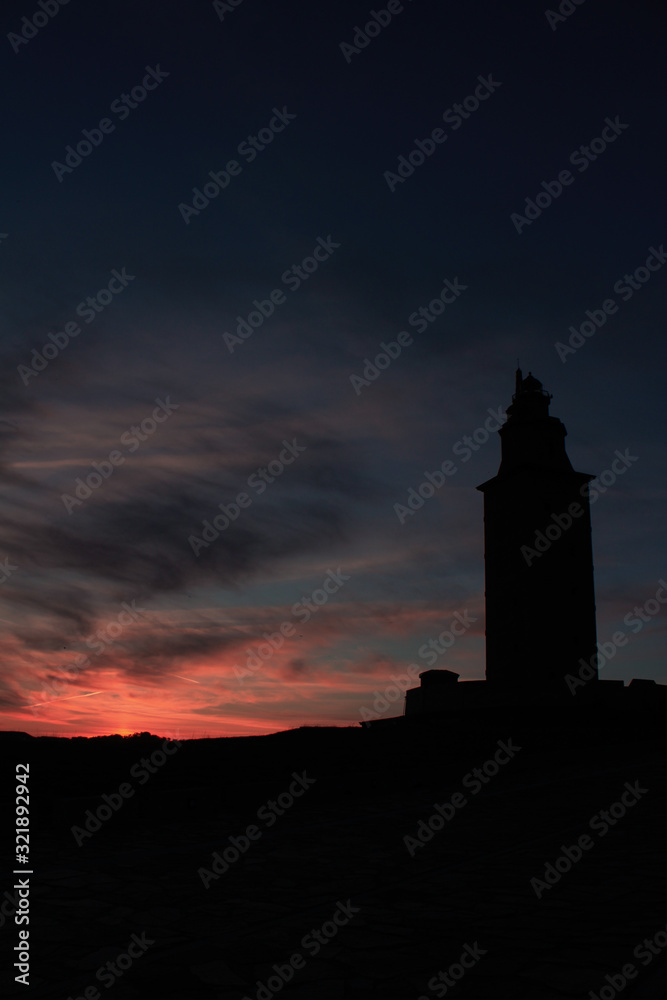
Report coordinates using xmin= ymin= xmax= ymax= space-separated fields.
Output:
xmin=1 ymin=0 xmax=665 ymax=736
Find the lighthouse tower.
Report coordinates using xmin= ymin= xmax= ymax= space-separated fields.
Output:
xmin=476 ymin=370 xmax=598 ymax=689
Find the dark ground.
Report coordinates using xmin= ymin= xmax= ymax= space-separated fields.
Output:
xmin=1 ymin=704 xmax=667 ymax=999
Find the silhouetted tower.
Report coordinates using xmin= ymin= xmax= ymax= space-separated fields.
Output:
xmin=476 ymin=370 xmax=597 ymax=688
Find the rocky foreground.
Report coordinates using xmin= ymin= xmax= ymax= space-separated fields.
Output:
xmin=1 ymin=705 xmax=666 ymax=999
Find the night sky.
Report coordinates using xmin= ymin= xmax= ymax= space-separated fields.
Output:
xmin=1 ymin=0 xmax=665 ymax=737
